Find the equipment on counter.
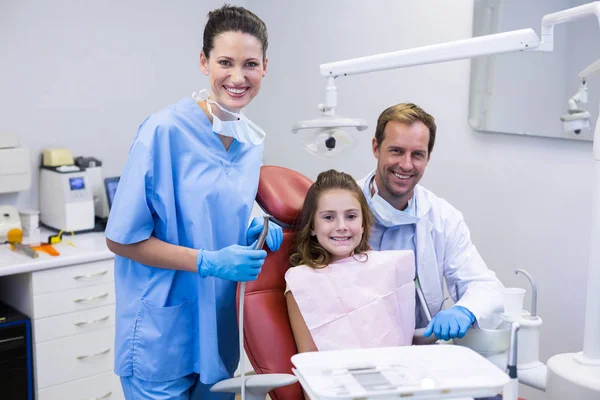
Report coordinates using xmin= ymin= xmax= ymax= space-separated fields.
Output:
xmin=0 ymin=205 xmax=22 ymax=241
xmin=75 ymin=157 xmax=110 ymax=219
xmin=0 ymin=132 xmax=31 ymax=193
xmin=39 ymin=148 xmax=95 ymax=232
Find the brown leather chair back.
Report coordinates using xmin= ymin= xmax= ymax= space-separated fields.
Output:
xmin=237 ymin=165 xmax=312 ymax=400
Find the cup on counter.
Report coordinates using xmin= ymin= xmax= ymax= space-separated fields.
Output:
xmin=503 ymin=287 xmax=526 ymax=318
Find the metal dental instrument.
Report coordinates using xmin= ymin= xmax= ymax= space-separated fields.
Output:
xmin=415 ymin=277 xmax=432 ymax=322
xmin=238 ymin=215 xmax=270 ymax=400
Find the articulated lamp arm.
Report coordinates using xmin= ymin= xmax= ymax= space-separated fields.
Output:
xmin=315 ymin=2 xmax=600 ymax=113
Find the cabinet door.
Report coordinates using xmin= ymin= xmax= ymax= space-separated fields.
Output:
xmin=37 ymin=371 xmax=124 ymax=400
xmin=34 ymin=304 xmax=115 ymax=343
xmin=33 ymin=282 xmax=115 ymax=319
xmin=35 ymin=327 xmax=114 ymax=388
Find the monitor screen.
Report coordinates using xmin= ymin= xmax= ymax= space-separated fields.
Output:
xmin=104 ymin=177 xmax=120 ymax=210
xmin=69 ymin=177 xmax=85 ymax=191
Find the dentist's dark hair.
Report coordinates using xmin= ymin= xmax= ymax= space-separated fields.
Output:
xmin=290 ymin=169 xmax=372 ymax=269
xmin=202 ymin=4 xmax=268 ymax=61
xmin=374 ymin=103 xmax=437 ymax=157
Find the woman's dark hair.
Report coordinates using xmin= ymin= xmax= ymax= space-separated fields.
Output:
xmin=290 ymin=169 xmax=372 ymax=268
xmin=203 ymin=5 xmax=268 ymax=61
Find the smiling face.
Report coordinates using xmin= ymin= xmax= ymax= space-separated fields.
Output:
xmin=200 ymin=31 xmax=267 ymax=114
xmin=372 ymin=120 xmax=430 ymax=211
xmin=311 ymin=189 xmax=365 ymax=262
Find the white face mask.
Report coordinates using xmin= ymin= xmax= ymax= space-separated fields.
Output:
xmin=368 ymin=178 xmax=419 ymax=228
xmin=193 ymin=89 xmax=266 ymax=145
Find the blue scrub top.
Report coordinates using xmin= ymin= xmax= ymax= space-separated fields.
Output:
xmin=105 ymin=98 xmax=263 ymax=384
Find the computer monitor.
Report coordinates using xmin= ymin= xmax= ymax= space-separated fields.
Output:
xmin=104 ymin=177 xmax=120 ymax=211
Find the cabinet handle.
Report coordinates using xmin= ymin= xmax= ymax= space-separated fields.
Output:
xmin=73 ymin=292 xmax=109 ymax=303
xmin=76 ymin=348 xmax=110 ymax=361
xmin=73 ymin=315 xmax=110 ymax=327
xmin=72 ymin=270 xmax=108 ymax=280
xmin=87 ymin=392 xmax=112 ymax=400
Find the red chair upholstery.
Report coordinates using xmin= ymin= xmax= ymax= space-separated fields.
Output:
xmin=237 ymin=166 xmax=312 ymax=400
xmin=238 ymin=166 xmax=525 ymax=400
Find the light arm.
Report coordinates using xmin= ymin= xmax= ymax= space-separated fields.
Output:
xmin=316 ymin=2 xmax=600 ymax=82
xmin=539 ymin=1 xmax=600 ymax=52
xmin=580 ymin=57 xmax=600 ymax=80
xmin=319 ymin=29 xmax=539 ymax=78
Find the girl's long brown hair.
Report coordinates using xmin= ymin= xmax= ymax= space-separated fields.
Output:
xmin=289 ymin=169 xmax=373 ymax=268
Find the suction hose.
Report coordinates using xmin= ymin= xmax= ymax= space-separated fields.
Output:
xmin=239 ymin=215 xmax=270 ymax=400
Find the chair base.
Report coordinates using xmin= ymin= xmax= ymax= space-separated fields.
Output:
xmin=210 ymin=373 xmax=298 ymax=399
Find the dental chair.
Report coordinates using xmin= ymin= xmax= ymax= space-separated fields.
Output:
xmin=239 ymin=165 xmax=312 ymax=400
xmin=215 ymin=166 xmax=523 ymax=400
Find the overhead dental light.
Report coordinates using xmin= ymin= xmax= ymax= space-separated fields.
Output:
xmin=293 ymin=28 xmax=542 ymax=158
xmin=292 ymin=77 xmax=367 ymax=158
xmin=291 ymin=2 xmax=600 ymax=400
xmin=561 ymin=57 xmax=600 ymax=135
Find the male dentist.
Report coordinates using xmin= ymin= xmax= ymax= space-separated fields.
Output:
xmin=359 ymin=103 xmax=505 ymax=341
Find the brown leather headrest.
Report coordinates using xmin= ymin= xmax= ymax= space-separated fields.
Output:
xmin=256 ymin=166 xmax=313 ymax=227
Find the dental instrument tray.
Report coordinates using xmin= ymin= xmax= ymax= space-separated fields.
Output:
xmin=291 ymin=345 xmax=509 ymax=399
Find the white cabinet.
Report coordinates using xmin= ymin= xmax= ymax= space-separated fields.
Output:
xmin=33 ymin=282 xmax=115 ymax=319
xmin=0 ymin=256 xmax=122 ymax=399
xmin=38 ymin=371 xmax=123 ymax=400
xmin=34 ymin=304 xmax=115 ymax=343
xmin=36 ymin=327 xmax=115 ymax=388
xmin=31 ymin=260 xmax=114 ymax=294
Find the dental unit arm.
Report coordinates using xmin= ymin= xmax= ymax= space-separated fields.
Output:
xmin=293 ymin=1 xmax=600 ymax=399
xmin=562 ymin=58 xmax=600 ymax=134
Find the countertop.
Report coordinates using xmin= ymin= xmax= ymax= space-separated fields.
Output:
xmin=0 ymin=230 xmax=114 ymax=277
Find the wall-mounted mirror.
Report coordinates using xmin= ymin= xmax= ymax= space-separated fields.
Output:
xmin=469 ymin=0 xmax=600 ymax=142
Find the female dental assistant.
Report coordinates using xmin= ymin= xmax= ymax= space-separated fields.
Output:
xmin=104 ymin=6 xmax=282 ymax=400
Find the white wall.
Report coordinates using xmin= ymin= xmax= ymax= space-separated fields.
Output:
xmin=0 ymin=0 xmax=247 ymax=209
xmin=1 ymin=1 xmax=596 ymax=398
xmin=249 ymin=1 xmax=594 ymax=399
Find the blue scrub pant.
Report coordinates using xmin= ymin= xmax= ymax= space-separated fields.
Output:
xmin=120 ymin=373 xmax=234 ymax=400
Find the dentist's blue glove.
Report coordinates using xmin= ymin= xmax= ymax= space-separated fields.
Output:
xmin=197 ymin=243 xmax=267 ymax=282
xmin=423 ymin=305 xmax=476 ymax=341
xmin=246 ymin=216 xmax=283 ymax=252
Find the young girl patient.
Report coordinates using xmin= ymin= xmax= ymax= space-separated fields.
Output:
xmin=285 ymin=169 xmax=416 ymax=354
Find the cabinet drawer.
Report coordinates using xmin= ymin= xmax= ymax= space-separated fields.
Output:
xmin=32 ymin=260 xmax=114 ymax=295
xmin=36 ymin=328 xmax=114 ymax=389
xmin=33 ymin=282 xmax=115 ymax=319
xmin=34 ymin=304 xmax=115 ymax=343
xmin=38 ymin=371 xmax=124 ymax=400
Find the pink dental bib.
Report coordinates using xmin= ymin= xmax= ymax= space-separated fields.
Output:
xmin=285 ymin=250 xmax=416 ymax=351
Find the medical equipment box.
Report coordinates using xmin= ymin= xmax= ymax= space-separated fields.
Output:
xmin=0 ymin=132 xmax=31 ymax=193
xmin=291 ymin=345 xmax=509 ymax=400
xmin=39 ymin=167 xmax=95 ymax=232
xmin=0 ymin=205 xmax=22 ymax=241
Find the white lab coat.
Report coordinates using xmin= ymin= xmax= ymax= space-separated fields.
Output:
xmin=358 ymin=175 xmax=505 ymax=329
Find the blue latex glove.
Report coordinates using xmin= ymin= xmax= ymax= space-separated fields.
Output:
xmin=197 ymin=243 xmax=267 ymax=282
xmin=246 ymin=216 xmax=283 ymax=252
xmin=423 ymin=305 xmax=476 ymax=341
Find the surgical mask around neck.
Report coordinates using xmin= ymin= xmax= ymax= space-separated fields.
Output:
xmin=368 ymin=178 xmax=419 ymax=228
xmin=192 ymin=89 xmax=266 ymax=145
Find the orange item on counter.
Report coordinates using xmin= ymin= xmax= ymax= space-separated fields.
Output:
xmin=31 ymin=244 xmax=60 ymax=256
